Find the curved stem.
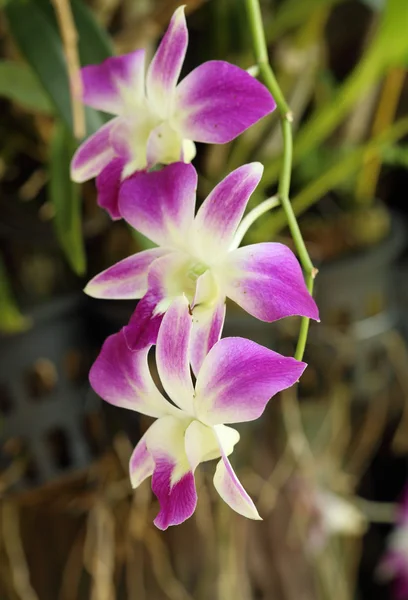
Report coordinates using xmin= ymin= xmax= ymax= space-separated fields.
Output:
xmin=245 ymin=0 xmax=317 ymax=361
xmin=230 ymin=195 xmax=279 ymax=250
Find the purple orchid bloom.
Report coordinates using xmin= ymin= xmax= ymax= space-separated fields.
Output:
xmin=378 ymin=487 xmax=408 ymax=599
xmin=90 ymin=296 xmax=306 ymax=529
xmin=85 ymin=161 xmax=319 ymax=374
xmin=70 ymin=6 xmax=275 ymax=219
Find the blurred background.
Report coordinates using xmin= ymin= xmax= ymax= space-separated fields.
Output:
xmin=1 ymin=0 xmax=408 ymax=598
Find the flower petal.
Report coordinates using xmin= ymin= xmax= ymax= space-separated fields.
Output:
xmin=146 ymin=122 xmax=183 ymax=168
xmin=96 ymin=156 xmax=126 ymax=219
xmin=184 ymin=421 xmax=239 ymax=469
xmin=213 ymin=429 xmax=261 ymax=520
xmin=82 ymin=50 xmax=145 ymax=114
xmin=123 ymin=289 xmax=165 ymax=351
xmin=192 ymin=163 xmax=263 ymax=260
xmin=70 ymin=118 xmax=118 ymax=183
xmin=190 ymin=297 xmax=226 ymax=376
xmin=175 ymin=61 xmax=275 ymax=143
xmin=224 ymin=242 xmax=319 ymax=322
xmin=147 ymin=416 xmax=197 ymax=530
xmin=195 ymin=337 xmax=306 ymax=425
xmin=84 ymin=248 xmax=169 ymax=300
xmin=156 ymin=296 xmax=195 ymax=414
xmin=119 ymin=162 xmax=197 ymax=247
xmin=89 ymin=329 xmax=177 ymax=418
xmin=146 ymin=6 xmax=188 ymax=118
xmin=129 ymin=430 xmax=154 ymax=489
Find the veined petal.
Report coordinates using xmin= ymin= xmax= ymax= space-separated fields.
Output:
xmin=184 ymin=421 xmax=239 ymax=470
xmin=195 ymin=337 xmax=306 ymax=425
xmin=147 ymin=416 xmax=197 ymax=530
xmin=224 ymin=243 xmax=319 ymax=322
xmin=190 ymin=297 xmax=226 ymax=376
xmin=89 ymin=329 xmax=178 ymax=418
xmin=146 ymin=6 xmax=188 ymax=118
xmin=84 ymin=248 xmax=169 ymax=300
xmin=175 ymin=60 xmax=275 ymax=143
xmin=82 ymin=50 xmax=145 ymax=114
xmin=156 ymin=297 xmax=195 ymax=414
xmin=119 ymin=162 xmax=197 ymax=247
xmin=146 ymin=122 xmax=183 ymax=168
xmin=96 ymin=156 xmax=126 ymax=219
xmin=213 ymin=428 xmax=261 ymax=520
xmin=129 ymin=430 xmax=154 ymax=489
xmin=192 ymin=163 xmax=263 ymax=260
xmin=70 ymin=118 xmax=118 ymax=183
xmin=123 ymin=288 xmax=165 ymax=351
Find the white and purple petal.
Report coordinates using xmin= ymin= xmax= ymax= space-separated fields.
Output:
xmin=224 ymin=242 xmax=319 ymax=322
xmin=123 ymin=289 xmax=165 ymax=351
xmin=192 ymin=163 xmax=263 ymax=259
xmin=84 ymin=248 xmax=169 ymax=300
xmin=156 ymin=297 xmax=195 ymax=414
xmin=146 ymin=6 xmax=188 ymax=118
xmin=190 ymin=298 xmax=226 ymax=376
xmin=195 ymin=337 xmax=307 ymax=425
xmin=175 ymin=60 xmax=275 ymax=143
xmin=213 ymin=428 xmax=261 ymax=520
xmin=70 ymin=118 xmax=118 ymax=183
xmin=129 ymin=430 xmax=154 ymax=489
xmin=119 ymin=162 xmax=197 ymax=247
xmin=95 ymin=156 xmax=126 ymax=220
xmin=89 ymin=329 xmax=176 ymax=418
xmin=82 ymin=50 xmax=145 ymax=114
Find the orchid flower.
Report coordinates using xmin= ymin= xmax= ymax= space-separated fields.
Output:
xmin=85 ymin=161 xmax=319 ymax=373
xmin=90 ymin=296 xmax=306 ymax=529
xmin=378 ymin=487 xmax=408 ymax=599
xmin=70 ymin=6 xmax=275 ymax=219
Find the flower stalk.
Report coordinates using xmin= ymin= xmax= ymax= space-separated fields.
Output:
xmin=245 ymin=0 xmax=317 ymax=361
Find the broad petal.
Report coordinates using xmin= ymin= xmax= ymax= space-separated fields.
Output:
xmin=70 ymin=118 xmax=118 ymax=182
xmin=156 ymin=297 xmax=195 ymax=414
xmin=89 ymin=329 xmax=176 ymax=418
xmin=192 ymin=163 xmax=263 ymax=260
xmin=146 ymin=6 xmax=188 ymax=118
xmin=119 ymin=162 xmax=197 ymax=247
xmin=175 ymin=61 xmax=275 ymax=143
xmin=129 ymin=430 xmax=154 ymax=489
xmin=84 ymin=248 xmax=169 ymax=300
xmin=190 ymin=298 xmax=226 ymax=376
xmin=195 ymin=337 xmax=306 ymax=425
xmin=224 ymin=242 xmax=319 ymax=322
xmin=82 ymin=50 xmax=145 ymax=114
xmin=96 ymin=156 xmax=126 ymax=220
xmin=213 ymin=429 xmax=261 ymax=520
xmin=147 ymin=416 xmax=197 ymax=530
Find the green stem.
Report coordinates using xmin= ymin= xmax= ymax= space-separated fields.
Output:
xmin=245 ymin=0 xmax=316 ymax=361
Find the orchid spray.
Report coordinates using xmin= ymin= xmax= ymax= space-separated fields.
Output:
xmin=80 ymin=1 xmax=320 ymax=528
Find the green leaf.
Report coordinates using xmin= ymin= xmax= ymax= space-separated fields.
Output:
xmin=49 ymin=122 xmax=86 ymax=275
xmin=0 ymin=60 xmax=53 ymax=113
xmin=5 ymin=0 xmax=113 ymax=135
xmin=0 ymin=257 xmax=31 ymax=334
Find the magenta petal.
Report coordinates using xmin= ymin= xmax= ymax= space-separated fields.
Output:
xmin=70 ymin=118 xmax=117 ymax=183
xmin=193 ymin=163 xmax=263 ymax=256
xmin=146 ymin=6 xmax=188 ymax=116
xmin=190 ymin=299 xmax=226 ymax=376
xmin=195 ymin=337 xmax=307 ymax=425
xmin=123 ymin=290 xmax=165 ymax=351
xmin=84 ymin=248 xmax=169 ymax=300
xmin=152 ymin=458 xmax=197 ymax=530
xmin=156 ymin=297 xmax=194 ymax=413
xmin=225 ymin=242 xmax=319 ymax=322
xmin=96 ymin=157 xmax=126 ymax=219
xmin=129 ymin=433 xmax=154 ymax=489
xmin=119 ymin=162 xmax=197 ymax=246
xmin=82 ymin=50 xmax=145 ymax=114
xmin=89 ymin=329 xmax=172 ymax=418
xmin=176 ymin=61 xmax=276 ymax=143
